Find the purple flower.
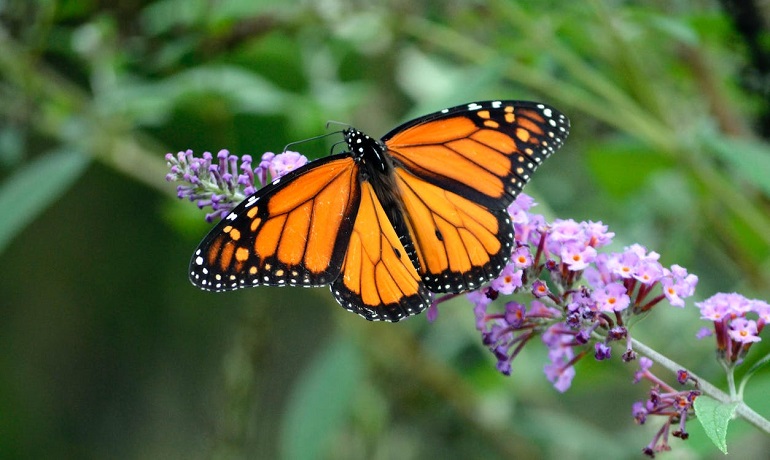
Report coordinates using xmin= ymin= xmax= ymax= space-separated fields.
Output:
xmin=166 ymin=149 xmax=307 ymax=222
xmin=633 ymin=259 xmax=665 ymax=286
xmin=594 ymin=342 xmax=612 ymax=360
xmin=542 ymin=323 xmax=577 ymax=392
xmin=696 ymin=292 xmax=747 ymax=321
xmin=584 ymin=221 xmax=614 ymax=248
xmin=560 ymin=243 xmax=596 ymax=271
xmin=491 ymin=264 xmax=523 ymax=295
xmin=662 ymin=265 xmax=698 ymax=307
xmin=695 ymin=327 xmax=713 ymax=339
xmin=605 ymin=250 xmax=639 ymax=279
xmin=267 ymin=151 xmax=307 ymax=179
xmin=696 ymin=293 xmax=732 ymax=321
xmin=751 ymin=300 xmax=770 ymax=322
xmin=728 ymin=318 xmax=761 ymax=344
xmin=548 ymin=219 xmax=584 ymax=247
xmin=695 ymin=292 xmax=768 ymax=364
xmin=593 ymin=282 xmax=630 ymax=312
xmin=511 ymin=245 xmax=533 ymax=269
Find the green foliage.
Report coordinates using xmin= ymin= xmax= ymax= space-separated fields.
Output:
xmin=0 ymin=148 xmax=89 ymax=253
xmin=694 ymin=396 xmax=739 ymax=454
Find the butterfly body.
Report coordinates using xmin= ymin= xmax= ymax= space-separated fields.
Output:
xmin=190 ymin=100 xmax=570 ymax=321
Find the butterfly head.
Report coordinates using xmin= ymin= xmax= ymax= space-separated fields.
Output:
xmin=343 ymin=127 xmax=390 ymax=174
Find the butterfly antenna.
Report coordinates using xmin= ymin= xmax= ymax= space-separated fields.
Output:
xmin=330 ymin=139 xmax=349 ymax=155
xmin=282 ymin=131 xmax=340 ymax=154
xmin=326 ymin=120 xmax=351 ymax=130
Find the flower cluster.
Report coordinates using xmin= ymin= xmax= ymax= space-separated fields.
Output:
xmin=461 ymin=193 xmax=698 ymax=391
xmin=695 ymin=293 xmax=769 ymax=366
xmin=165 ymin=149 xmax=307 ymax=221
xmin=632 ymin=358 xmax=700 ymax=456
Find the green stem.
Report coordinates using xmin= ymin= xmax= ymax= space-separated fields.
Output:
xmin=631 ymin=337 xmax=770 ymax=434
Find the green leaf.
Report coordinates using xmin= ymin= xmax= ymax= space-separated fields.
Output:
xmin=703 ymin=132 xmax=770 ymax=197
xmin=693 ymin=395 xmax=738 ymax=454
xmin=0 ymin=148 xmax=90 ymax=254
xmin=279 ymin=336 xmax=363 ymax=460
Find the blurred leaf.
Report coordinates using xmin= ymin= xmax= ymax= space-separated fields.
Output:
xmin=140 ymin=0 xmax=208 ymax=34
xmin=0 ymin=148 xmax=90 ymax=254
xmin=702 ymin=132 xmax=770 ymax=198
xmin=586 ymin=138 xmax=673 ymax=198
xmin=644 ymin=14 xmax=699 ymax=45
xmin=0 ymin=125 xmax=25 ymax=167
xmin=693 ymin=395 xmax=737 ymax=454
xmin=100 ymin=65 xmax=290 ymax=126
xmin=279 ymin=336 xmax=363 ymax=460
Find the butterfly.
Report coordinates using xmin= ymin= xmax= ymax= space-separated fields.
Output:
xmin=190 ymin=100 xmax=570 ymax=321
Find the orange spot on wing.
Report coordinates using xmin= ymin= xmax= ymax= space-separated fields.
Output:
xmin=255 ymin=215 xmax=285 ymax=260
xmin=219 ymin=241 xmax=235 ymax=271
xmin=250 ymin=217 xmax=262 ymax=232
xmin=235 ymin=247 xmax=250 ymax=262
xmin=277 ymin=201 xmax=312 ymax=266
xmin=517 ymin=116 xmax=545 ymax=137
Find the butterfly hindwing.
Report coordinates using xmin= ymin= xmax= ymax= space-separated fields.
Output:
xmin=331 ymin=181 xmax=431 ymax=321
xmin=189 ymin=154 xmax=361 ymax=290
xmin=394 ymin=167 xmax=514 ymax=293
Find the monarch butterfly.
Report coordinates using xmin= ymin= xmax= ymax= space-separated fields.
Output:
xmin=190 ymin=100 xmax=569 ymax=321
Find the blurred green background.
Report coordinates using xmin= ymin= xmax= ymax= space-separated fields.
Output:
xmin=2 ymin=0 xmax=770 ymax=458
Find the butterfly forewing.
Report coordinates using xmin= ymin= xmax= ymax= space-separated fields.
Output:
xmin=384 ymin=101 xmax=570 ymax=208
xmin=189 ymin=155 xmax=360 ymax=290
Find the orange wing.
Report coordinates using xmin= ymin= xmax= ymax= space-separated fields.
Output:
xmin=331 ymin=181 xmax=431 ymax=321
xmin=383 ymin=101 xmax=569 ymax=292
xmin=189 ymin=155 xmax=360 ymax=290
xmin=393 ymin=167 xmax=512 ymax=293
